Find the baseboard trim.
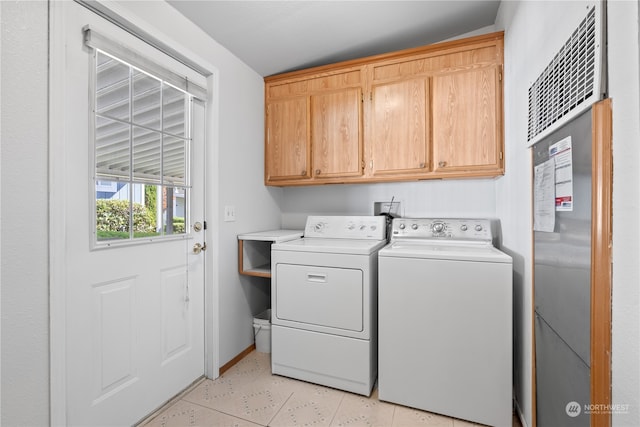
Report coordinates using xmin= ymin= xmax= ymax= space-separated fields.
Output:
xmin=219 ymin=344 xmax=256 ymax=375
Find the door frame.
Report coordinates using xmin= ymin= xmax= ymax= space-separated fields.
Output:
xmin=48 ymin=2 xmax=220 ymax=424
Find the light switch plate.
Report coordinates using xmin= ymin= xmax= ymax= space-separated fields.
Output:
xmin=224 ymin=205 xmax=236 ymax=222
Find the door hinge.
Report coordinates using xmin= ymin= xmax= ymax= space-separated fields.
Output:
xmin=499 ymin=152 xmax=504 ymax=160
xmin=370 ymin=92 xmax=373 ymax=101
xmin=203 ymin=221 xmax=207 ymax=230
xmin=361 ymin=93 xmax=364 ymax=103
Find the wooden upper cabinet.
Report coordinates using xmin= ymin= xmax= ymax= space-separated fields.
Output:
xmin=311 ymin=88 xmax=363 ymax=179
xmin=265 ymin=96 xmax=311 ymax=182
xmin=369 ymin=78 xmax=430 ymax=176
xmin=265 ymin=68 xmax=364 ymax=185
xmin=432 ymin=64 xmax=503 ymax=173
xmin=264 ymin=31 xmax=504 ymax=186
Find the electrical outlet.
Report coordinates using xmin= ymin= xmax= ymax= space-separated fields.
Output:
xmin=224 ymin=205 xmax=236 ymax=222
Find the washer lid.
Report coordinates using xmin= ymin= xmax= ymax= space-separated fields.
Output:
xmin=272 ymin=237 xmax=388 ymax=255
xmin=378 ymin=241 xmax=512 ymax=263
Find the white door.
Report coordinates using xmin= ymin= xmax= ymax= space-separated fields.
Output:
xmin=53 ymin=2 xmax=207 ymax=425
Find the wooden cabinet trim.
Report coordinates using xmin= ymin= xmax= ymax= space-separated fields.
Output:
xmin=371 ymin=45 xmax=501 ymax=84
xmin=267 ymin=68 xmax=364 ymax=99
xmin=265 ymin=31 xmax=504 ymax=83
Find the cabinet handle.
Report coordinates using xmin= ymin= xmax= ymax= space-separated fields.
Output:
xmin=301 ymin=170 xmax=306 ymax=176
xmin=315 ymin=169 xmax=321 ymax=175
xmin=419 ymin=162 xmax=425 ymax=168
xmin=438 ymin=161 xmax=447 ymax=168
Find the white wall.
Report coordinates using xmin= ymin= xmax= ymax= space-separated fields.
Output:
xmin=608 ymin=2 xmax=640 ymax=426
xmin=0 ymin=1 xmax=2 ymax=414
xmin=281 ymin=179 xmax=497 ymax=228
xmin=496 ymin=1 xmax=640 ymax=426
xmin=1 ymin=1 xmax=50 ymax=425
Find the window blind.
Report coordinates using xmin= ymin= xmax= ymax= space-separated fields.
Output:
xmin=93 ymin=49 xmax=190 ymax=186
xmin=84 ymin=26 xmax=207 ymax=100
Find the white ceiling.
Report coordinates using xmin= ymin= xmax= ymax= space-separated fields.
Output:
xmin=166 ymin=0 xmax=501 ymax=77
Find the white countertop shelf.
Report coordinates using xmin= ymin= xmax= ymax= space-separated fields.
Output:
xmin=237 ymin=229 xmax=303 ymax=242
xmin=238 ymin=230 xmax=303 ymax=278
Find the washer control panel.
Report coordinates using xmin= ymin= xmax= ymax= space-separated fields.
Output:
xmin=305 ymin=215 xmax=387 ymax=240
xmin=391 ymin=218 xmax=492 ymax=241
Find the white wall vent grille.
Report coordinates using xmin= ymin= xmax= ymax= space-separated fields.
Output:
xmin=528 ymin=5 xmax=603 ymax=143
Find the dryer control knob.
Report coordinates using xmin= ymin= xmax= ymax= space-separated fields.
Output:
xmin=475 ymin=224 xmax=483 ymax=231
xmin=399 ymin=223 xmax=406 ymax=230
xmin=460 ymin=225 xmax=468 ymax=231
xmin=432 ymin=222 xmax=445 ymax=233
xmin=411 ymin=224 xmax=418 ymax=230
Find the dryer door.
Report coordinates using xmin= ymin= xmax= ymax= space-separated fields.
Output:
xmin=275 ymin=264 xmax=363 ymax=332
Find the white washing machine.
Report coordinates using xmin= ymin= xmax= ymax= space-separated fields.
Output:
xmin=271 ymin=215 xmax=387 ymax=396
xmin=378 ymin=218 xmax=513 ymax=427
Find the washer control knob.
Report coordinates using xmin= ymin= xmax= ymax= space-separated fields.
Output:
xmin=432 ymin=222 xmax=445 ymax=233
xmin=399 ymin=223 xmax=406 ymax=230
xmin=460 ymin=224 xmax=468 ymax=231
xmin=475 ymin=224 xmax=483 ymax=232
xmin=411 ymin=223 xmax=418 ymax=230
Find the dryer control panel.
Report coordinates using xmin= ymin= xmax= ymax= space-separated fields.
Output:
xmin=305 ymin=216 xmax=386 ymax=240
xmin=390 ymin=218 xmax=493 ymax=242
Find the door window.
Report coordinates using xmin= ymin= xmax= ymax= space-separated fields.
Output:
xmin=93 ymin=50 xmax=192 ymax=244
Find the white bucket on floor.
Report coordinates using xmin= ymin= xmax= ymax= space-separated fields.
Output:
xmin=253 ymin=309 xmax=271 ymax=353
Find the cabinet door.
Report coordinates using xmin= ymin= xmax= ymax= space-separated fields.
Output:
xmin=432 ymin=65 xmax=503 ymax=173
xmin=370 ymin=78 xmax=430 ymax=175
xmin=310 ymin=88 xmax=363 ymax=179
xmin=265 ymin=97 xmax=311 ymax=182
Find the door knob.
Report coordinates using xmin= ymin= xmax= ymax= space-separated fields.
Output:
xmin=193 ymin=242 xmax=207 ymax=254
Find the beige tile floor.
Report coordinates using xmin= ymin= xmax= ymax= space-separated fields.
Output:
xmin=141 ymin=350 xmax=522 ymax=427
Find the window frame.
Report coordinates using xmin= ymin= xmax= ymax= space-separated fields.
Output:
xmin=90 ymin=49 xmax=194 ymax=249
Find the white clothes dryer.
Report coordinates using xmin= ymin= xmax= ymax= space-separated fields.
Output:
xmin=378 ymin=218 xmax=513 ymax=427
xmin=271 ymin=216 xmax=387 ymax=396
